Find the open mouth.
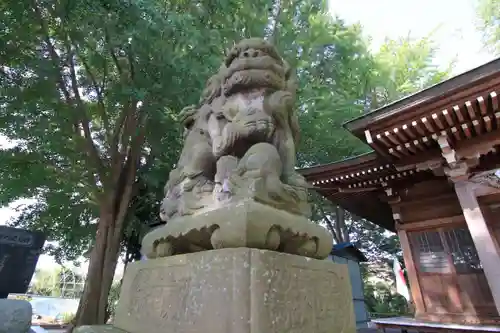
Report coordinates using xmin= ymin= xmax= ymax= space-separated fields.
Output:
xmin=225 ymin=55 xmax=286 ymax=79
xmin=224 ymin=70 xmax=286 ymax=96
xmin=222 ymin=54 xmax=287 ymax=95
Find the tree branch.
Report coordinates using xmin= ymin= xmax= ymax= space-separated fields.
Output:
xmin=118 ymin=108 xmax=136 ymax=154
xmin=32 ymin=0 xmax=111 ymax=189
xmin=82 ymin=170 xmax=103 ymax=202
xmin=108 ymin=104 xmax=127 ymax=157
xmin=66 ymin=40 xmax=109 ymax=188
xmin=346 ymin=212 xmax=360 ymax=238
xmin=108 ymin=100 xmax=138 ymax=179
xmin=335 ymin=205 xmax=348 ymax=243
xmin=110 ymin=47 xmax=137 ymax=167
xmin=269 ymin=0 xmax=282 ymax=46
xmin=126 ymin=44 xmax=135 ymax=83
xmin=104 ymin=28 xmax=123 ymax=76
xmin=131 ymin=152 xmax=155 ymax=198
xmin=118 ymin=46 xmax=139 ymax=157
xmin=74 ymin=43 xmax=110 ymax=135
xmin=32 ymin=1 xmax=72 ymax=103
xmin=109 ymin=123 xmax=147 ymax=249
xmin=316 ymin=203 xmax=340 ymax=243
xmin=32 ymin=0 xmax=111 ymax=191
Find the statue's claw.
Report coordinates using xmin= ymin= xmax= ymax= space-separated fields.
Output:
xmin=282 ymin=172 xmax=309 ymax=189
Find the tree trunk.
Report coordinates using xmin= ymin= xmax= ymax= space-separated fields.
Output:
xmin=68 ymin=209 xmax=116 ymax=330
xmin=267 ymin=0 xmax=282 ymax=45
xmin=70 ymin=158 xmax=137 ymax=330
xmin=335 ymin=205 xmax=349 ymax=243
xmin=69 ymin=210 xmax=128 ymax=330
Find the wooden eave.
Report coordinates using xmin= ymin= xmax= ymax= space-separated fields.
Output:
xmin=300 ymin=57 xmax=500 ymax=231
xmin=300 ymin=152 xmax=422 ymax=191
xmin=345 ymin=58 xmax=500 ymax=133
xmin=299 ymin=153 xmax=437 ymax=231
xmin=343 ymin=58 xmax=500 ymax=166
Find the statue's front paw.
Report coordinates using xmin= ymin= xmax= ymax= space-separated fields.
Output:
xmin=214 ymin=183 xmax=223 ymax=193
xmin=282 ymin=172 xmax=308 ymax=188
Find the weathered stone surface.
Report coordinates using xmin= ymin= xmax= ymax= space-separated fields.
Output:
xmin=110 ymin=248 xmax=355 ymax=333
xmin=74 ymin=325 xmax=128 ymax=333
xmin=158 ymin=39 xmax=315 ymax=258
xmin=0 ymin=299 xmax=32 ymax=333
xmin=142 ymin=199 xmax=333 ymax=259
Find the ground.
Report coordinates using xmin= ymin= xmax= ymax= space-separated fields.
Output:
xmin=44 ymin=328 xmax=412 ymax=333
xmin=359 ymin=328 xmax=417 ymax=333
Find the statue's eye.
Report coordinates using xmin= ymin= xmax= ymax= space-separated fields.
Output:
xmin=215 ymin=113 xmax=225 ymax=120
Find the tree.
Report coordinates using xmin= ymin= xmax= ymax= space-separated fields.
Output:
xmin=106 ymin=281 xmax=122 ymax=322
xmin=477 ymin=0 xmax=500 ymax=55
xmin=363 ymin=279 xmax=409 ymax=315
xmin=30 ymin=269 xmax=59 ymax=297
xmin=58 ymin=267 xmax=86 ymax=299
xmin=0 ymin=0 xmax=235 ymax=326
xmin=369 ymin=33 xmax=454 ymax=109
xmin=29 ymin=267 xmax=84 ymax=298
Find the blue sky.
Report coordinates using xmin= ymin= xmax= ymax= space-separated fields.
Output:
xmin=0 ymin=0 xmax=498 ymax=269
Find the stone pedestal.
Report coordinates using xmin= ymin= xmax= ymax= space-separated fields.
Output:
xmin=76 ymin=248 xmax=356 ymax=333
xmin=142 ymin=200 xmax=333 ymax=260
xmin=0 ymin=299 xmax=32 ymax=333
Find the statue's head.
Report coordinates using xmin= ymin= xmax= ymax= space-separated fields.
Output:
xmin=189 ymin=38 xmax=298 ymax=160
xmin=221 ymin=38 xmax=289 ymax=96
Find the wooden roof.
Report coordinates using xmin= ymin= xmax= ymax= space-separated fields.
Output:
xmin=300 ymin=57 xmax=500 ymax=230
xmin=299 ymin=152 xmax=436 ymax=231
xmin=346 ymin=58 xmax=500 ymax=168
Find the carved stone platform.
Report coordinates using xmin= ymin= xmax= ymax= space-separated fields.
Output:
xmin=142 ymin=200 xmax=333 ymax=260
xmin=74 ymin=326 xmax=127 ymax=333
xmin=75 ymin=248 xmax=356 ymax=333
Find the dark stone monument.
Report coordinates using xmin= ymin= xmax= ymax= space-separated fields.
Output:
xmin=0 ymin=226 xmax=46 ymax=298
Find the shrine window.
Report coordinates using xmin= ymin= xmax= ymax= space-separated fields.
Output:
xmin=410 ymin=230 xmax=450 ymax=273
xmin=409 ymin=226 xmax=482 ymax=274
xmin=443 ymin=227 xmax=482 ymax=273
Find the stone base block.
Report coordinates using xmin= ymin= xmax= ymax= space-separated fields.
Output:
xmin=0 ymin=299 xmax=32 ymax=333
xmin=86 ymin=248 xmax=355 ymax=333
xmin=142 ymin=200 xmax=333 ymax=260
xmin=73 ymin=326 xmax=127 ymax=333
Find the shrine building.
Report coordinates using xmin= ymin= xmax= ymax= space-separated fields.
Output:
xmin=300 ymin=57 xmax=500 ymax=332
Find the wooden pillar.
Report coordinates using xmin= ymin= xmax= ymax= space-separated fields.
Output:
xmin=397 ymin=227 xmax=425 ymax=317
xmin=454 ymin=180 xmax=500 ymax=315
xmin=388 ymin=192 xmax=426 ymax=316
